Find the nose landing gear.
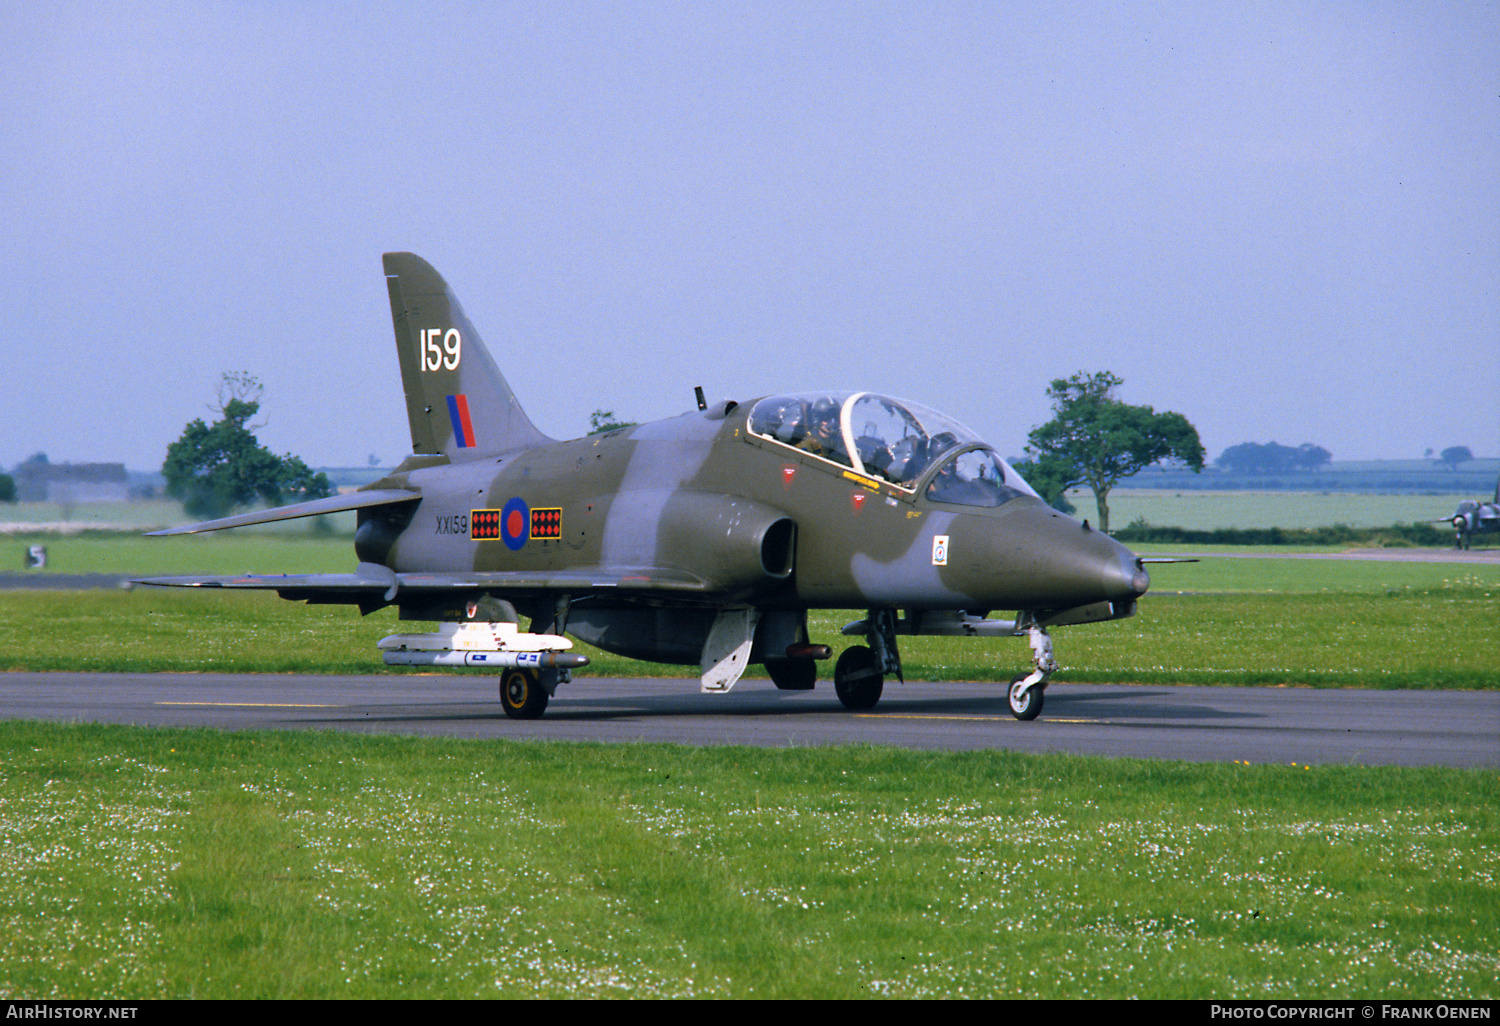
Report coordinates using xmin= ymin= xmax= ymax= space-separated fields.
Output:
xmin=1006 ymin=625 xmax=1056 ymax=721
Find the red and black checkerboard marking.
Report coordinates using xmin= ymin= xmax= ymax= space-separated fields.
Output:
xmin=471 ymin=509 xmax=503 ymax=540
xmin=530 ymin=508 xmax=562 ymax=539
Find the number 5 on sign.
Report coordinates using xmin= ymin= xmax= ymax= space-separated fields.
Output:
xmin=421 ymin=328 xmax=462 ymax=371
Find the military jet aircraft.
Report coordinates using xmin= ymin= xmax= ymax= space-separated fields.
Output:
xmin=138 ymin=253 xmax=1152 ymax=721
xmin=1444 ymin=476 xmax=1500 ymax=549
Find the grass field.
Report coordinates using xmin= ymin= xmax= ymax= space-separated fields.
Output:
xmin=2 ymin=507 xmax=1496 ymax=999
xmin=1071 ymin=490 xmax=1475 ymax=532
xmin=6 ymin=531 xmax=354 ymax=576
xmin=0 ymin=567 xmax=1495 ymax=688
xmin=0 ymin=530 xmax=1496 ymax=688
xmin=1 ymin=722 xmax=1494 ymax=1000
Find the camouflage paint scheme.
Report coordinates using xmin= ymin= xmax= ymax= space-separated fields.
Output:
xmin=139 ymin=253 xmax=1152 ymax=720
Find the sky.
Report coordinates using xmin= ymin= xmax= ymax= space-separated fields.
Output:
xmin=3 ymin=1 xmax=1496 ymax=473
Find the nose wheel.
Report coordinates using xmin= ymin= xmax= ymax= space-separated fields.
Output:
xmin=1006 ymin=624 xmax=1056 ymax=721
xmin=1008 ymin=676 xmax=1045 ymax=720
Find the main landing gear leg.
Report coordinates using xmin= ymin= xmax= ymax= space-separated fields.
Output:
xmin=1007 ymin=625 xmax=1056 ymax=721
xmin=834 ymin=609 xmax=902 ymax=712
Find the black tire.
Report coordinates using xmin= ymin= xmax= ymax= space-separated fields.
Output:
xmin=766 ymin=657 xmax=817 ymax=691
xmin=834 ymin=645 xmax=883 ymax=711
xmin=1007 ymin=675 xmax=1044 ymax=721
xmin=500 ymin=668 xmax=549 ymax=720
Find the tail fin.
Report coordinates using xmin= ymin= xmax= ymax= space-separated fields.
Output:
xmin=383 ymin=252 xmax=553 ymax=459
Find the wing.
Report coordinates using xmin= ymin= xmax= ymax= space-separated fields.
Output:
xmin=133 ymin=562 xmax=710 ymax=607
xmin=146 ymin=489 xmax=421 ymax=536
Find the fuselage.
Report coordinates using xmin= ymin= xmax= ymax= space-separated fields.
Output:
xmin=366 ymin=397 xmax=1147 ymax=618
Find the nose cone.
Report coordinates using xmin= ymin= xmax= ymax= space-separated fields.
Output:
xmin=1094 ymin=532 xmax=1150 ymax=600
xmin=1132 ymin=564 xmax=1151 ymax=595
xmin=965 ymin=503 xmax=1149 ymax=610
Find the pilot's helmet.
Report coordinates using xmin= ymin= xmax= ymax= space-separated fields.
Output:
xmin=930 ymin=431 xmax=959 ymax=455
xmin=810 ymin=396 xmax=841 ymax=436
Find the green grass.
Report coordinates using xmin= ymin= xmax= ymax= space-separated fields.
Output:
xmin=5 ymin=531 xmax=354 ymax=576
xmin=0 ymin=722 xmax=1493 ymax=999
xmin=0 ymin=578 xmax=1494 ymax=689
xmin=1140 ymin=553 xmax=1500 ymax=594
xmin=1082 ymin=490 xmax=1478 ymax=532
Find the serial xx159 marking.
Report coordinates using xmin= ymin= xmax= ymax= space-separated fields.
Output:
xmin=137 ymin=252 xmax=1153 ymax=722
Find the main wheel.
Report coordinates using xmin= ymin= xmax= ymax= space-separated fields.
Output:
xmin=766 ymin=657 xmax=817 ymax=691
xmin=500 ymin=668 xmax=549 ymax=720
xmin=1007 ymin=675 xmax=1044 ymax=721
xmin=834 ymin=645 xmax=884 ymax=711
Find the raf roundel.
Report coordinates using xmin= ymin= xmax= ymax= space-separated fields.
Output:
xmin=500 ymin=497 xmax=530 ymax=551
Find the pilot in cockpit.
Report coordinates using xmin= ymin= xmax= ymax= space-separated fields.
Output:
xmin=798 ymin=397 xmax=844 ymax=461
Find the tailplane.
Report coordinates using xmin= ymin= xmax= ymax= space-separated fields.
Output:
xmin=383 ymin=252 xmax=553 ymax=459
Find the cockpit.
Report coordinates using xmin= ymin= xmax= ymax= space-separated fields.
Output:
xmin=746 ymin=391 xmax=1040 ymax=508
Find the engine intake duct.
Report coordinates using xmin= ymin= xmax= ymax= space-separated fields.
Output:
xmin=657 ymin=492 xmax=796 ymax=593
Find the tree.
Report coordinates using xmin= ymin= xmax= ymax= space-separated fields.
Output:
xmin=588 ymin=409 xmax=635 ymax=434
xmin=163 ymin=375 xmax=332 ymax=520
xmin=1439 ymin=445 xmax=1473 ymax=470
xmin=1295 ymin=443 xmax=1332 ymax=472
xmin=1024 ymin=371 xmax=1204 ymax=534
xmin=215 ymin=370 xmax=265 ymax=415
xmin=0 ymin=473 xmax=14 ymax=504
xmin=1008 ymin=454 xmax=1076 ymax=514
xmin=1216 ymin=441 xmax=1330 ymax=474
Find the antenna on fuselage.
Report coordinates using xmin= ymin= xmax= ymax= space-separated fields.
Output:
xmin=694 ymin=385 xmax=707 ymax=411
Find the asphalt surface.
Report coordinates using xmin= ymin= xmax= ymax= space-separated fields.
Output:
xmin=3 ymin=671 xmax=1495 ymax=767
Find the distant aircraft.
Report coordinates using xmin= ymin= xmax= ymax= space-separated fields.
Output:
xmin=137 ymin=253 xmax=1153 ymax=721
xmin=1444 ymin=476 xmax=1500 ymax=549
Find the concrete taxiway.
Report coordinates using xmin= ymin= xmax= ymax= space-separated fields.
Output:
xmin=2 ymin=672 xmax=1495 ymax=767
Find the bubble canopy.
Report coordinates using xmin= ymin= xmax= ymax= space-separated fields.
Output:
xmin=746 ymin=391 xmax=1040 ymax=507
